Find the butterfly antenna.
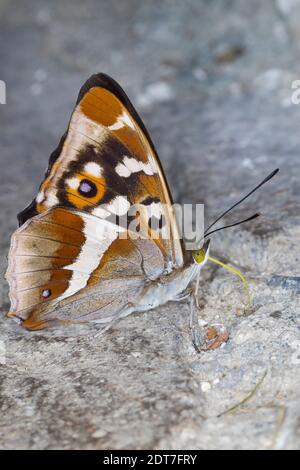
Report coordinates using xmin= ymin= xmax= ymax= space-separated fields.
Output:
xmin=204 ymin=212 xmax=260 ymax=238
xmin=204 ymin=168 xmax=279 ymax=235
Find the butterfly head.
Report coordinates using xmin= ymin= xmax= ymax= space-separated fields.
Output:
xmin=192 ymin=239 xmax=210 ymax=266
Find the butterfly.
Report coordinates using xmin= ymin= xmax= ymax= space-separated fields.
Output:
xmin=5 ymin=73 xmax=278 ymax=345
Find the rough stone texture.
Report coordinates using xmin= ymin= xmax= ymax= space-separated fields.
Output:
xmin=0 ymin=0 xmax=300 ymax=450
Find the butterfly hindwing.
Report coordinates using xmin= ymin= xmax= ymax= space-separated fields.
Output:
xmin=7 ymin=207 xmax=166 ymax=329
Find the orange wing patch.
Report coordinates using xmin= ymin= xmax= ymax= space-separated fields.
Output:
xmin=80 ymin=87 xmax=149 ymax=164
xmin=64 ymin=167 xmax=106 ymax=210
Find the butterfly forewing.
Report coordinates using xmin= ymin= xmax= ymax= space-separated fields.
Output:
xmin=18 ymin=74 xmax=183 ymax=268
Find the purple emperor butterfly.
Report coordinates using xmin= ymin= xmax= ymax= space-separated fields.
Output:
xmin=6 ymin=74 xmax=278 ymax=336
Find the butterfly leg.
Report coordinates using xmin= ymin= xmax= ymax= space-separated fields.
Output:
xmin=189 ymin=295 xmax=205 ymax=353
xmin=173 ymin=287 xmax=193 ymax=302
xmin=194 ymin=268 xmax=201 ymax=308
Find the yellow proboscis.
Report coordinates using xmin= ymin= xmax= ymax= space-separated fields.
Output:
xmin=208 ymin=256 xmax=251 ymax=307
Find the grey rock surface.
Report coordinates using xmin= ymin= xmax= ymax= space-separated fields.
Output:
xmin=0 ymin=0 xmax=300 ymax=450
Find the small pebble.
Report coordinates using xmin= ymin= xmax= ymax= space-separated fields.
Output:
xmin=201 ymin=381 xmax=211 ymax=392
xmin=92 ymin=429 xmax=107 ymax=439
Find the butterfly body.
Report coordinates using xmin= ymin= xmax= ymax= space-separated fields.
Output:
xmin=129 ymin=262 xmax=198 ymax=314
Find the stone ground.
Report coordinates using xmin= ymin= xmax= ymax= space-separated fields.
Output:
xmin=0 ymin=0 xmax=300 ymax=450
